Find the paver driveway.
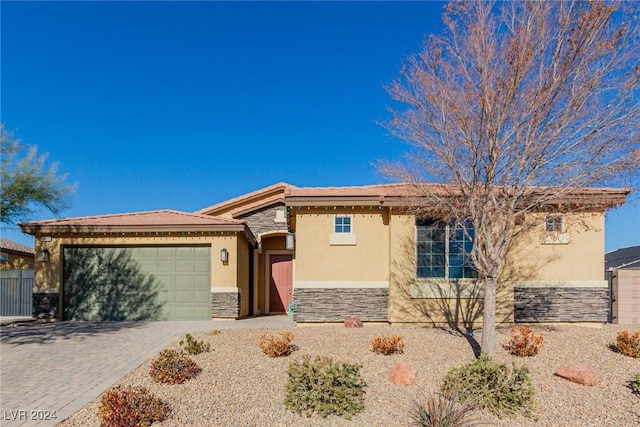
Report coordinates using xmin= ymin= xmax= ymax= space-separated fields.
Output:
xmin=0 ymin=317 xmax=294 ymax=426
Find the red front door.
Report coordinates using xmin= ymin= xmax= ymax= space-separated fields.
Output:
xmin=269 ymin=254 xmax=293 ymax=313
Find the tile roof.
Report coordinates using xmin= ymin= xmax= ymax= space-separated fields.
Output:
xmin=286 ymin=183 xmax=631 ymax=198
xmin=195 ymin=182 xmax=294 ymax=216
xmin=0 ymin=238 xmax=35 ymax=255
xmin=19 ymin=210 xmax=245 ymax=227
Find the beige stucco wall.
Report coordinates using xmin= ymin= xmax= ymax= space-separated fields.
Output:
xmin=293 ymin=208 xmax=390 ymax=283
xmin=387 ymin=214 xmax=513 ymax=328
xmin=33 ymin=233 xmax=243 ymax=294
xmin=510 ymin=212 xmax=605 ymax=282
xmin=236 ymin=236 xmax=250 ymax=317
xmin=388 ymin=211 xmax=606 ymax=327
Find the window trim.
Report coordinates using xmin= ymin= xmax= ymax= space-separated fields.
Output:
xmin=330 ymin=214 xmax=356 ymax=245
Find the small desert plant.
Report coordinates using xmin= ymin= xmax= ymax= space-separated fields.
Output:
xmin=441 ymin=355 xmax=536 ymax=418
xmin=258 ymin=331 xmax=294 ymax=357
xmin=409 ymin=392 xmax=478 ymax=427
xmin=149 ymin=349 xmax=201 ymax=384
xmin=371 ymin=334 xmax=405 ymax=355
xmin=99 ymin=386 xmax=170 ymax=427
xmin=285 ymin=355 xmax=366 ymax=419
xmin=179 ymin=333 xmax=211 ymax=355
xmin=615 ymin=330 xmax=640 ymax=358
xmin=629 ymin=373 xmax=640 ymax=396
xmin=506 ymin=326 xmax=544 ymax=357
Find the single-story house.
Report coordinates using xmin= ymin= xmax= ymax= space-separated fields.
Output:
xmin=19 ymin=182 xmax=629 ymax=328
xmin=0 ymin=237 xmax=35 ymax=269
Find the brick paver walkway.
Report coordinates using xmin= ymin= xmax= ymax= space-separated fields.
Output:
xmin=0 ymin=317 xmax=294 ymax=426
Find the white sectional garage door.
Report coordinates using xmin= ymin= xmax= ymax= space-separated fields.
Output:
xmin=63 ymin=246 xmax=211 ymax=320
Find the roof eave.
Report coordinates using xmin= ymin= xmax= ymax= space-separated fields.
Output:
xmin=20 ymin=224 xmax=248 ymax=235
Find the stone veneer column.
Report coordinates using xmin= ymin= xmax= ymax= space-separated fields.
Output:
xmin=32 ymin=292 xmax=59 ymax=319
xmin=210 ymin=290 xmax=240 ymax=318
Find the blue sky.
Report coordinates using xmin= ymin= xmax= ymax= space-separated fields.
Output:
xmin=2 ymin=1 xmax=638 ymax=252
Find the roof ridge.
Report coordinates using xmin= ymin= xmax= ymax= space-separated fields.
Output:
xmin=18 ymin=209 xmax=177 ymax=225
xmin=195 ymin=182 xmax=294 ymax=215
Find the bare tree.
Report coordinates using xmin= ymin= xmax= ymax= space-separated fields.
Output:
xmin=381 ymin=1 xmax=639 ymax=355
xmin=1 ymin=125 xmax=75 ymax=225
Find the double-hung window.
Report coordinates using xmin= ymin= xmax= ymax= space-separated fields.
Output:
xmin=416 ymin=219 xmax=477 ymax=279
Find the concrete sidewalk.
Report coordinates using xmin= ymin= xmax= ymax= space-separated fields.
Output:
xmin=0 ymin=316 xmax=294 ymax=426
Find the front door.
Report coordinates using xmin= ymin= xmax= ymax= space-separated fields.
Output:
xmin=269 ymin=254 xmax=292 ymax=313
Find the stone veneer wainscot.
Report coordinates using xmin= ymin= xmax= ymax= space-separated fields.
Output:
xmin=293 ymin=288 xmax=388 ymax=322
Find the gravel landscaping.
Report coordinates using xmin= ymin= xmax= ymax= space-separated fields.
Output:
xmin=60 ymin=323 xmax=640 ymax=426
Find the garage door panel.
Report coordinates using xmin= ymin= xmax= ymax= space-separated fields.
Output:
xmin=157 ymin=260 xmax=175 ymax=272
xmin=63 ymin=246 xmax=211 ymax=320
xmin=176 ymin=260 xmax=193 ymax=272
xmin=194 ymin=260 xmax=209 ymax=272
xmin=194 ymin=275 xmax=209 ymax=287
xmin=175 ymin=291 xmax=195 ymax=303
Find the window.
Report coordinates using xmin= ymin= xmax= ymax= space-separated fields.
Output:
xmin=0 ymin=253 xmax=7 ymax=261
xmin=330 ymin=215 xmax=356 ymax=245
xmin=416 ymin=219 xmax=476 ymax=279
xmin=334 ymin=216 xmax=352 ymax=233
xmin=545 ymin=215 xmax=563 ymax=233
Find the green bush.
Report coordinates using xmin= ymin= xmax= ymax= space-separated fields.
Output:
xmin=409 ymin=392 xmax=478 ymax=427
xmin=629 ymin=373 xmax=640 ymax=396
xmin=285 ymin=355 xmax=366 ymax=419
xmin=441 ymin=355 xmax=535 ymax=418
xmin=149 ymin=349 xmax=201 ymax=384
xmin=99 ymin=386 xmax=170 ymax=427
xmin=179 ymin=333 xmax=211 ymax=355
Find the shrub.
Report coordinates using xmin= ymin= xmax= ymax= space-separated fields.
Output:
xmin=258 ymin=331 xmax=294 ymax=357
xmin=615 ymin=331 xmax=640 ymax=358
xmin=179 ymin=333 xmax=211 ymax=355
xmin=409 ymin=392 xmax=478 ymax=427
xmin=506 ymin=326 xmax=544 ymax=357
xmin=371 ymin=334 xmax=405 ymax=355
xmin=285 ymin=355 xmax=366 ymax=419
xmin=149 ymin=349 xmax=201 ymax=384
xmin=99 ymin=386 xmax=170 ymax=427
xmin=629 ymin=373 xmax=640 ymax=396
xmin=441 ymin=355 xmax=535 ymax=418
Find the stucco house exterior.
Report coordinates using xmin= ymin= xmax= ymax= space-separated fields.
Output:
xmin=0 ymin=237 xmax=36 ymax=269
xmin=19 ymin=182 xmax=629 ymax=328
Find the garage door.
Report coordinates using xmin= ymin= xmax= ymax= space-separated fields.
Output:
xmin=63 ymin=246 xmax=211 ymax=320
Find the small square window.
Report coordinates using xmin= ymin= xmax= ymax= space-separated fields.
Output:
xmin=545 ymin=215 xmax=563 ymax=233
xmin=0 ymin=253 xmax=7 ymax=261
xmin=334 ymin=216 xmax=352 ymax=233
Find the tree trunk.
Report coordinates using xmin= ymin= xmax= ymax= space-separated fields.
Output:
xmin=480 ymin=276 xmax=497 ymax=356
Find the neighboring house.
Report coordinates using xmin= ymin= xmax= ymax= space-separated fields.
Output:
xmin=19 ymin=182 xmax=629 ymax=328
xmin=0 ymin=237 xmax=35 ymax=269
xmin=606 ymin=246 xmax=640 ymax=324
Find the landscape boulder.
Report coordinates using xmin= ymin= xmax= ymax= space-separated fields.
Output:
xmin=344 ymin=317 xmax=363 ymax=328
xmin=389 ymin=363 xmax=416 ymax=385
xmin=554 ymin=365 xmax=598 ymax=386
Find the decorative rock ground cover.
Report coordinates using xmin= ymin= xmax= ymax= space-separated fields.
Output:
xmin=60 ymin=324 xmax=640 ymax=427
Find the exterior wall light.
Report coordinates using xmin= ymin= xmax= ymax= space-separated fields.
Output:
xmin=220 ymin=248 xmax=228 ymax=264
xmin=38 ymin=249 xmax=50 ymax=263
xmin=286 ymin=233 xmax=295 ymax=250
